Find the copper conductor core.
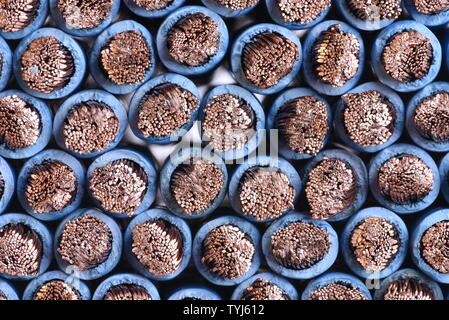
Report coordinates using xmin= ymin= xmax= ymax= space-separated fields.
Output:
xmin=414 ymin=0 xmax=449 ymax=14
xmin=347 ymin=0 xmax=402 ymax=20
xmin=242 ymin=32 xmax=299 ymax=89
xmin=313 ymin=24 xmax=360 ymax=88
xmin=0 ymin=95 xmax=41 ymax=150
xmin=26 ymin=160 xmax=77 ymax=214
xmin=57 ymin=0 xmax=113 ymax=30
xmin=104 ymin=284 xmax=152 ymax=300
xmin=0 ymin=173 xmax=4 ymax=200
xmin=101 ymin=31 xmax=151 ymax=85
xmin=277 ymin=0 xmax=331 ymax=24
xmin=310 ymin=283 xmax=368 ymax=300
xmin=421 ymin=220 xmax=449 ymax=274
xmin=33 ymin=280 xmax=80 ymax=300
xmin=170 ymin=159 xmax=224 ymax=215
xmin=167 ymin=13 xmax=220 ymax=67
xmin=270 ymin=221 xmax=330 ymax=270
xmin=131 ymin=219 xmax=183 ymax=277
xmin=132 ymin=0 xmax=173 ymax=11
xmin=63 ymin=100 xmax=119 ymax=155
xmin=377 ymin=154 xmax=434 ymax=204
xmin=382 ymin=30 xmax=433 ymax=83
xmin=0 ymin=223 xmax=42 ymax=277
xmin=137 ymin=83 xmax=199 ymax=138
xmin=217 ymin=0 xmax=258 ymax=10
xmin=276 ymin=96 xmax=329 ymax=155
xmin=21 ymin=36 xmax=75 ymax=94
xmin=384 ymin=278 xmax=434 ymax=300
xmin=0 ymin=0 xmax=39 ymax=33
xmin=414 ymin=92 xmax=449 ymax=142
xmin=343 ymin=90 xmax=395 ymax=147
xmin=201 ymin=224 xmax=255 ymax=280
xmin=350 ymin=217 xmax=400 ymax=273
xmin=238 ymin=167 xmax=295 ymax=221
xmin=203 ymin=94 xmax=255 ymax=153
xmin=57 ymin=214 xmax=112 ymax=271
xmin=305 ymin=158 xmax=357 ymax=220
xmin=89 ymin=159 xmax=148 ymax=217
xmin=241 ymin=278 xmax=289 ymax=300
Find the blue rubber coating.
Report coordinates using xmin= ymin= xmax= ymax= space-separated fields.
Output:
xmin=335 ymin=0 xmax=400 ymax=31
xmin=168 ymin=286 xmax=221 ymax=300
xmin=13 ymin=28 xmax=86 ymax=99
xmin=230 ymin=23 xmax=302 ymax=95
xmin=90 ymin=20 xmax=157 ymax=94
xmin=0 ymin=36 xmax=12 ymax=92
xmin=406 ymin=82 xmax=449 ymax=152
xmin=160 ymin=147 xmax=228 ymax=219
xmin=93 ymin=273 xmax=160 ymax=300
xmin=124 ymin=0 xmax=186 ymax=18
xmin=193 ymin=215 xmax=261 ymax=286
xmin=202 ymin=0 xmax=259 ymax=17
xmin=0 ymin=0 xmax=48 ymax=40
xmin=265 ymin=0 xmax=331 ymax=30
xmin=0 ymin=213 xmax=52 ymax=281
xmin=124 ymin=208 xmax=192 ymax=281
xmin=341 ymin=207 xmax=409 ymax=279
xmin=410 ymin=208 xmax=449 ymax=283
xmin=87 ymin=148 xmax=157 ymax=219
xmin=22 ymin=270 xmax=91 ymax=300
xmin=129 ymin=73 xmax=201 ymax=145
xmin=198 ymin=84 xmax=265 ymax=160
xmin=369 ymin=143 xmax=440 ymax=214
xmin=301 ymin=148 xmax=368 ymax=222
xmin=0 ymin=278 xmax=19 ymax=300
xmin=228 ymin=155 xmax=302 ymax=223
xmin=49 ymin=0 xmax=121 ymax=37
xmin=0 ymin=156 xmax=15 ymax=214
xmin=266 ymin=87 xmax=332 ymax=160
xmin=374 ymin=268 xmax=444 ymax=300
xmin=439 ymin=152 xmax=449 ymax=204
xmin=301 ymin=272 xmax=372 ymax=300
xmin=231 ymin=272 xmax=299 ymax=300
xmin=262 ymin=213 xmax=338 ymax=280
xmin=302 ymin=20 xmax=364 ymax=96
xmin=334 ymin=82 xmax=405 ymax=153
xmin=54 ymin=208 xmax=123 ymax=280
xmin=0 ymin=90 xmax=53 ymax=159
xmin=53 ymin=89 xmax=128 ymax=158
xmin=17 ymin=149 xmax=85 ymax=221
xmin=157 ymin=6 xmax=229 ymax=76
xmin=371 ymin=20 xmax=441 ymax=92
xmin=404 ymin=0 xmax=449 ymax=27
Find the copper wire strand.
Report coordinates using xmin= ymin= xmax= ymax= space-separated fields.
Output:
xmin=240 ymin=278 xmax=289 ymax=300
xmin=217 ymin=0 xmax=258 ymax=10
xmin=201 ymin=224 xmax=255 ymax=280
xmin=347 ymin=0 xmax=402 ymax=20
xmin=277 ymin=0 xmax=331 ymax=24
xmin=0 ymin=0 xmax=39 ymax=33
xmin=167 ymin=13 xmax=220 ymax=67
xmin=238 ymin=166 xmax=295 ymax=221
xmin=104 ymin=283 xmax=152 ymax=300
xmin=57 ymin=0 xmax=113 ymax=30
xmin=413 ymin=92 xmax=449 ymax=142
xmin=384 ymin=278 xmax=435 ymax=300
xmin=0 ymin=223 xmax=43 ymax=277
xmin=170 ymin=159 xmax=224 ymax=215
xmin=0 ymin=94 xmax=41 ymax=150
xmin=242 ymin=32 xmax=299 ymax=89
xmin=137 ymin=83 xmax=199 ymax=138
xmin=305 ymin=158 xmax=357 ymax=220
xmin=131 ymin=219 xmax=184 ymax=277
xmin=382 ymin=30 xmax=433 ymax=83
xmin=342 ymin=90 xmax=396 ymax=147
xmin=276 ymin=96 xmax=329 ymax=155
xmin=413 ymin=0 xmax=449 ymax=14
xmin=89 ymin=159 xmax=148 ymax=217
xmin=420 ymin=220 xmax=449 ymax=274
xmin=131 ymin=0 xmax=173 ymax=11
xmin=310 ymin=282 xmax=368 ymax=300
xmin=202 ymin=93 xmax=255 ymax=153
xmin=270 ymin=221 xmax=331 ymax=270
xmin=313 ymin=24 xmax=360 ymax=88
xmin=33 ymin=280 xmax=80 ymax=300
